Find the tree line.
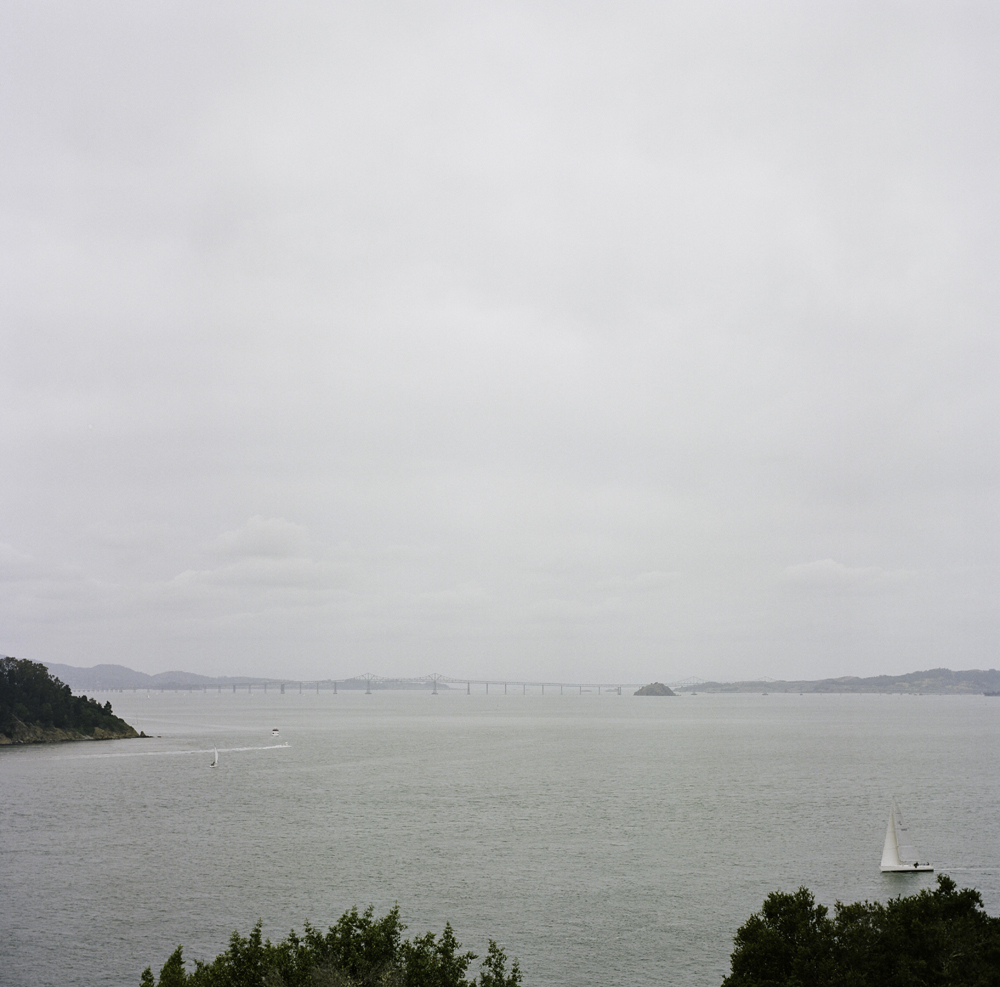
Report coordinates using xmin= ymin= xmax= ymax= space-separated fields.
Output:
xmin=141 ymin=905 xmax=521 ymax=987
xmin=142 ymin=875 xmax=1000 ymax=987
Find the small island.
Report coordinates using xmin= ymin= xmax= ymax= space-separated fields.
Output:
xmin=634 ymin=682 xmax=676 ymax=696
xmin=0 ymin=656 xmax=140 ymax=744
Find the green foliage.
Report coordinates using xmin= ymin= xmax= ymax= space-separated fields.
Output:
xmin=158 ymin=947 xmax=188 ymax=987
xmin=0 ymin=656 xmax=135 ymax=739
xmin=476 ymin=941 xmax=522 ymax=987
xmin=724 ymin=874 xmax=1000 ymax=987
xmin=141 ymin=907 xmax=523 ymax=987
xmin=402 ymin=923 xmax=477 ymax=987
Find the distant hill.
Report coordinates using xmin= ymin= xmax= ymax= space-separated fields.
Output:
xmin=46 ymin=663 xmax=235 ymax=691
xmin=0 ymin=657 xmax=139 ymax=744
xmin=684 ymin=667 xmax=1000 ymax=695
xmin=45 ymin=663 xmax=447 ymax=692
xmin=35 ymin=662 xmax=1000 ymax=696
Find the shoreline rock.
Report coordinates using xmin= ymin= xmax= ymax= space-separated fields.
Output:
xmin=0 ymin=715 xmax=139 ymax=745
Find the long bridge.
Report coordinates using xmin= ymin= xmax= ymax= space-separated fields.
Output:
xmin=82 ymin=671 xmax=670 ymax=695
xmin=187 ymin=675 xmax=641 ymax=695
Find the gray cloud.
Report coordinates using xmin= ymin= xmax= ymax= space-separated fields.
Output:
xmin=2 ymin=2 xmax=998 ymax=681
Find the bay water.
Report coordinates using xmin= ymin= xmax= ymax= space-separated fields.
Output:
xmin=1 ymin=690 xmax=998 ymax=987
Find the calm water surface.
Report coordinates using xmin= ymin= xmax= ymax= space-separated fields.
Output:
xmin=1 ymin=690 xmax=998 ymax=987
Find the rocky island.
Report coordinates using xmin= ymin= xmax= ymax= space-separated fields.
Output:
xmin=0 ymin=656 xmax=140 ymax=744
xmin=634 ymin=682 xmax=676 ymax=696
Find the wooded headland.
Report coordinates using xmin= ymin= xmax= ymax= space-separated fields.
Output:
xmin=0 ymin=656 xmax=139 ymax=744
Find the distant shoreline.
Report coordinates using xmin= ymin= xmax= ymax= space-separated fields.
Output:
xmin=678 ymin=666 xmax=1000 ymax=695
xmin=42 ymin=662 xmax=1000 ymax=696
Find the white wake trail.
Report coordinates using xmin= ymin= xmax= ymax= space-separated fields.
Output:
xmin=60 ymin=742 xmax=291 ymax=759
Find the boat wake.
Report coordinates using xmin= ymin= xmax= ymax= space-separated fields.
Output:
xmin=60 ymin=742 xmax=291 ymax=759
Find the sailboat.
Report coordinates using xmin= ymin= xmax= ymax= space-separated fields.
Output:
xmin=880 ymin=800 xmax=932 ymax=872
xmin=210 ymin=746 xmax=218 ymax=768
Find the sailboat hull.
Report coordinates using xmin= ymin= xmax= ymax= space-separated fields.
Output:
xmin=881 ymin=864 xmax=933 ymax=872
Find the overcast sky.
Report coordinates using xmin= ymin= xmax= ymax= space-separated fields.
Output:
xmin=2 ymin=2 xmax=997 ymax=683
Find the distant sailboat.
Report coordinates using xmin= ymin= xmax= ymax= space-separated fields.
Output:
xmin=881 ymin=800 xmax=932 ymax=872
xmin=210 ymin=746 xmax=218 ymax=768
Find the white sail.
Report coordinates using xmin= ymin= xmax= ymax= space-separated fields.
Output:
xmin=880 ymin=799 xmax=932 ymax=872
xmin=210 ymin=746 xmax=218 ymax=767
xmin=881 ymin=805 xmax=902 ymax=868
xmin=893 ymin=802 xmax=920 ymax=864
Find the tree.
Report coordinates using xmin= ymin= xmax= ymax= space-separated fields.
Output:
xmin=476 ymin=941 xmax=522 ymax=987
xmin=724 ymin=874 xmax=1000 ymax=987
xmin=141 ymin=907 xmax=523 ymax=987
